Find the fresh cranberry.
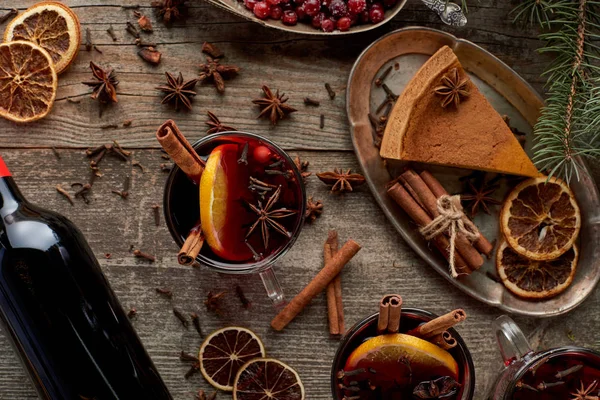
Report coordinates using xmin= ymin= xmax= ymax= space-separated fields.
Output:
xmin=253 ymin=146 xmax=273 ymax=164
xmin=295 ymin=5 xmax=308 ymax=19
xmin=321 ymin=0 xmax=331 ymax=8
xmin=347 ymin=0 xmax=366 ymax=14
xmin=336 ymin=16 xmax=351 ymax=30
xmin=253 ymin=1 xmax=270 ymax=18
xmin=369 ymin=6 xmax=384 ymax=23
xmin=282 ymin=2 xmax=294 ymax=10
xmin=359 ymin=9 xmax=369 ymax=22
xmin=282 ymin=10 xmax=298 ymax=24
xmin=270 ymin=5 xmax=283 ymax=18
xmin=244 ymin=0 xmax=258 ymax=10
xmin=328 ymin=0 xmax=348 ymax=18
xmin=312 ymin=12 xmax=326 ymax=28
xmin=303 ymin=0 xmax=320 ymax=16
xmin=321 ymin=18 xmax=335 ymax=31
xmin=370 ymin=2 xmax=383 ymax=10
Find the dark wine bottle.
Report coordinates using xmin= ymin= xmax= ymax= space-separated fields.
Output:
xmin=0 ymin=156 xmax=172 ymax=400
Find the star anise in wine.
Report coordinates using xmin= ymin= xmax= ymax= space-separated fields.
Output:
xmin=317 ymin=168 xmax=366 ymax=193
xmin=294 ymin=155 xmax=311 ymax=182
xmin=305 ymin=197 xmax=323 ymax=223
xmin=205 ymin=111 xmax=236 ymax=134
xmin=151 ymin=0 xmax=187 ymax=24
xmin=433 ymin=68 xmax=469 ymax=108
xmin=460 ymin=175 xmax=501 ymax=216
xmin=252 ymin=85 xmax=297 ymax=125
xmin=82 ymin=61 xmax=118 ymax=103
xmin=156 ymin=72 xmax=198 ymax=111
xmin=571 ymin=380 xmax=599 ymax=400
xmin=246 ymin=186 xmax=297 ymax=250
xmin=413 ymin=376 xmax=460 ymax=399
xmin=198 ymin=57 xmax=239 ymax=93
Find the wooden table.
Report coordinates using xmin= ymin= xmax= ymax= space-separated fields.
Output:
xmin=0 ymin=0 xmax=598 ymax=398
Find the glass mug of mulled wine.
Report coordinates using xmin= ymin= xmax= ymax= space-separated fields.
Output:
xmin=331 ymin=309 xmax=476 ymax=400
xmin=487 ymin=315 xmax=600 ymax=399
xmin=164 ymin=131 xmax=306 ymax=306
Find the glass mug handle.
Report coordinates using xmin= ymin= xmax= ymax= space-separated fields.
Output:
xmin=259 ymin=266 xmax=286 ymax=307
xmin=493 ymin=315 xmax=533 ymax=365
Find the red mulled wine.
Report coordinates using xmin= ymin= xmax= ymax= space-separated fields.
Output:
xmin=168 ymin=134 xmax=303 ymax=264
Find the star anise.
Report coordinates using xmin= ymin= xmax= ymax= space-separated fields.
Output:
xmin=413 ymin=376 xmax=460 ymax=399
xmin=433 ymin=68 xmax=469 ymax=108
xmin=460 ymin=174 xmax=501 ymax=216
xmin=151 ymin=0 xmax=187 ymax=24
xmin=252 ymin=85 xmax=297 ymax=125
xmin=246 ymin=185 xmax=297 ymax=250
xmin=205 ymin=111 xmax=236 ymax=134
xmin=571 ymin=380 xmax=599 ymax=400
xmin=198 ymin=57 xmax=239 ymax=93
xmin=294 ymin=155 xmax=311 ymax=182
xmin=156 ymin=72 xmax=198 ymax=111
xmin=305 ymin=197 xmax=323 ymax=222
xmin=82 ymin=61 xmax=118 ymax=103
xmin=316 ymin=168 xmax=366 ymax=193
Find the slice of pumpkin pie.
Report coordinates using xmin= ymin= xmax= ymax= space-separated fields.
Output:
xmin=379 ymin=46 xmax=541 ymax=178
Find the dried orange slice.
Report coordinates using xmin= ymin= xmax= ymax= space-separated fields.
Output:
xmin=4 ymin=2 xmax=81 ymax=74
xmin=233 ymin=358 xmax=305 ymax=400
xmin=0 ymin=41 xmax=57 ymax=123
xmin=199 ymin=327 xmax=266 ymax=391
xmin=496 ymin=239 xmax=578 ymax=299
xmin=500 ymin=176 xmax=580 ymax=261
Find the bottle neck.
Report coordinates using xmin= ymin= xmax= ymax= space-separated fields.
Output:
xmin=0 ymin=156 xmax=24 ymax=214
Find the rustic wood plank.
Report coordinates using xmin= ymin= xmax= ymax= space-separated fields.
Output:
xmin=0 ymin=0 xmax=547 ymax=150
xmin=0 ymin=148 xmax=598 ymax=399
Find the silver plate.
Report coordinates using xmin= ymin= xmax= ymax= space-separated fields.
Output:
xmin=346 ymin=27 xmax=600 ymax=317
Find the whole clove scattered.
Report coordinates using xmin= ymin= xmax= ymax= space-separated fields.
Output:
xmin=132 ymin=161 xmax=145 ymax=172
xmin=151 ymin=204 xmax=160 ymax=226
xmin=56 ymin=185 xmax=74 ymax=206
xmin=133 ymin=249 xmax=155 ymax=262
xmin=304 ymin=97 xmax=320 ymax=106
xmin=107 ymin=25 xmax=117 ymax=41
xmin=155 ymin=287 xmax=173 ymax=299
xmin=325 ymin=83 xmax=336 ymax=99
xmin=235 ymin=285 xmax=252 ymax=309
xmin=126 ymin=21 xmax=140 ymax=38
xmin=179 ymin=351 xmax=199 ymax=362
xmin=51 ymin=147 xmax=61 ymax=159
xmin=172 ymin=307 xmax=189 ymax=328
xmin=320 ymin=114 xmax=325 ymax=129
xmin=127 ymin=307 xmax=137 ymax=318
xmin=190 ymin=312 xmax=203 ymax=336
xmin=375 ymin=65 xmax=393 ymax=87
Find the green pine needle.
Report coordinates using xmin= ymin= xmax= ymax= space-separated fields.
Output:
xmin=512 ymin=0 xmax=600 ymax=182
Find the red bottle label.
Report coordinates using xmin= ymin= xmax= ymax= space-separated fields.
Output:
xmin=0 ymin=155 xmax=11 ymax=178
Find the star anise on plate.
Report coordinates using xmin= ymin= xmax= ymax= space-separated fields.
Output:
xmin=294 ymin=155 xmax=311 ymax=182
xmin=316 ymin=168 xmax=366 ymax=193
xmin=246 ymin=185 xmax=297 ymax=250
xmin=252 ymin=85 xmax=297 ymax=125
xmin=570 ymin=380 xmax=599 ymax=400
xmin=156 ymin=72 xmax=198 ymax=111
xmin=151 ymin=0 xmax=187 ymax=24
xmin=82 ymin=61 xmax=118 ymax=103
xmin=198 ymin=57 xmax=239 ymax=93
xmin=205 ymin=111 xmax=236 ymax=134
xmin=460 ymin=174 xmax=501 ymax=216
xmin=413 ymin=376 xmax=460 ymax=399
xmin=433 ymin=67 xmax=469 ymax=108
xmin=305 ymin=197 xmax=323 ymax=222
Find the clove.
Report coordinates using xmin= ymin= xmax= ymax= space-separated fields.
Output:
xmin=107 ymin=25 xmax=117 ymax=41
xmin=303 ymin=97 xmax=320 ymax=107
xmin=235 ymin=285 xmax=251 ymax=309
xmin=237 ymin=142 xmax=249 ymax=165
xmin=125 ymin=21 xmax=140 ymax=38
xmin=127 ymin=307 xmax=137 ymax=318
xmin=325 ymin=82 xmax=335 ymax=99
xmin=155 ymin=287 xmax=173 ymax=299
xmin=190 ymin=312 xmax=203 ymax=336
xmin=375 ymin=65 xmax=393 ymax=87
xmin=133 ymin=249 xmax=155 ymax=262
xmin=51 ymin=147 xmax=61 ymax=159
xmin=172 ymin=308 xmax=189 ymax=328
xmin=151 ymin=204 xmax=160 ymax=226
xmin=56 ymin=185 xmax=74 ymax=206
xmin=555 ymin=364 xmax=583 ymax=379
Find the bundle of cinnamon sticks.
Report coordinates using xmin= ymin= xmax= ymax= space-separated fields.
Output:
xmin=156 ymin=120 xmax=206 ymax=266
xmin=387 ymin=169 xmax=493 ymax=275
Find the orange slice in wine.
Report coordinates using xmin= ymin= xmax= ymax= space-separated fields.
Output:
xmin=0 ymin=41 xmax=57 ymax=123
xmin=4 ymin=2 xmax=81 ymax=74
xmin=344 ymin=333 xmax=459 ymax=387
xmin=199 ymin=144 xmax=253 ymax=261
xmin=233 ymin=358 xmax=305 ymax=400
xmin=199 ymin=327 xmax=266 ymax=391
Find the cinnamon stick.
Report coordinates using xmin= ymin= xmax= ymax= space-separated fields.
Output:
xmin=377 ymin=296 xmax=391 ymax=333
xmin=333 ymin=276 xmax=344 ymax=334
xmin=156 ymin=120 xmax=204 ymax=183
xmin=400 ymin=170 xmax=483 ymax=271
xmin=177 ymin=223 xmax=204 ymax=266
xmin=325 ymin=231 xmax=344 ymax=335
xmin=271 ymin=240 xmax=361 ymax=331
xmin=431 ymin=331 xmax=457 ymax=350
xmin=408 ymin=309 xmax=466 ymax=339
xmin=387 ymin=295 xmax=402 ymax=333
xmin=387 ymin=183 xmax=471 ymax=274
xmin=419 ymin=170 xmax=494 ymax=257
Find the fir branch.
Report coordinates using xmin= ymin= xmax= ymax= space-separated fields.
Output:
xmin=512 ymin=0 xmax=600 ymax=182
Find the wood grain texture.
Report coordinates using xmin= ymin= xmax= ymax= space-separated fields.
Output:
xmin=0 ymin=0 xmax=596 ymax=399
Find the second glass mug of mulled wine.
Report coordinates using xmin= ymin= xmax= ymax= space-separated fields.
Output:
xmin=164 ymin=131 xmax=306 ymax=306
xmin=331 ymin=309 xmax=476 ymax=399
xmin=487 ymin=315 xmax=600 ymax=399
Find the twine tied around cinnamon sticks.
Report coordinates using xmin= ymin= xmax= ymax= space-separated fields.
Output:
xmin=419 ymin=195 xmax=480 ymax=278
